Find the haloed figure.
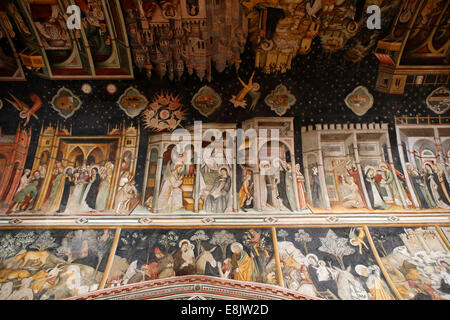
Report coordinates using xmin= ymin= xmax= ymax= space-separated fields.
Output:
xmin=424 ymin=163 xmax=450 ymax=209
xmin=364 ymin=166 xmax=389 ymax=210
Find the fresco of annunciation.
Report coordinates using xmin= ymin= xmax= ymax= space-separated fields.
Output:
xmin=0 ymin=225 xmax=448 ymax=300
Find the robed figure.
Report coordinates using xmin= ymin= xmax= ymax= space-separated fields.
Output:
xmin=346 ymin=161 xmax=367 ymax=208
xmin=406 ymin=163 xmax=434 ymax=209
xmin=238 ymin=170 xmax=253 ymax=212
xmin=311 ymin=167 xmax=322 ymax=208
xmin=84 ymin=168 xmax=101 ymax=210
xmin=231 ymin=242 xmax=259 ymax=282
xmin=57 ymin=168 xmax=75 ymax=213
xmin=205 ymin=168 xmax=231 ymax=213
xmin=295 ymin=164 xmax=307 ymax=210
xmin=424 ymin=163 xmax=450 ymax=209
xmin=363 ymin=167 xmax=389 ymax=210
xmin=157 ymin=163 xmax=185 ymax=212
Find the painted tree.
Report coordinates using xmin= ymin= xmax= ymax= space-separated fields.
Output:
xmin=29 ymin=231 xmax=58 ymax=251
xmin=371 ymin=231 xmax=388 ymax=257
xmin=294 ymin=229 xmax=312 ymax=255
xmin=118 ymin=231 xmax=149 ymax=263
xmin=14 ymin=231 xmax=37 ymax=250
xmin=242 ymin=230 xmax=274 ymax=282
xmin=210 ymin=230 xmax=236 ymax=260
xmin=159 ymin=231 xmax=179 ymax=254
xmin=190 ymin=230 xmax=209 ymax=256
xmin=277 ymin=229 xmax=289 ymax=241
xmin=86 ymin=230 xmax=113 ymax=277
xmin=0 ymin=233 xmax=20 ymax=262
xmin=145 ymin=232 xmax=160 ymax=264
xmin=0 ymin=231 xmax=37 ymax=262
xmin=318 ymin=229 xmax=355 ymax=269
xmin=56 ymin=230 xmax=91 ymax=264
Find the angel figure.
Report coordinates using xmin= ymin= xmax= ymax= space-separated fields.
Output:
xmin=6 ymin=93 xmax=42 ymax=126
xmin=349 ymin=227 xmax=369 ymax=254
xmin=230 ymin=71 xmax=261 ymax=110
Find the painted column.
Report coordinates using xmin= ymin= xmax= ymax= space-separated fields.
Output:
xmin=396 ymin=127 xmax=420 ymax=209
xmin=253 ymin=168 xmax=262 ymax=211
xmin=384 ymin=131 xmax=408 ymax=208
xmin=141 ymin=143 xmax=152 ymax=204
xmin=194 ymin=144 xmax=201 ymax=213
xmin=151 ymin=145 xmax=164 ymax=213
xmin=352 ymin=132 xmax=373 ymax=210
xmin=316 ymin=134 xmax=331 ymax=210
xmin=232 ymin=135 xmax=238 ymax=213
xmin=34 ymin=125 xmax=60 ymax=210
xmin=107 ymin=125 xmax=125 ymax=210
xmin=289 ymin=141 xmax=300 ymax=211
xmin=434 ymin=127 xmax=450 ymax=184
xmin=303 ymin=155 xmax=312 ymax=205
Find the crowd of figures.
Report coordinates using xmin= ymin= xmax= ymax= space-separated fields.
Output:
xmin=259 ymin=160 xmax=301 ymax=212
xmin=6 ymin=162 xmax=138 ymax=215
xmin=237 ymin=160 xmax=307 ymax=213
xmin=277 ymin=228 xmax=395 ymax=300
xmin=0 ymin=229 xmax=113 ymax=300
xmin=106 ymin=229 xmax=278 ymax=288
xmin=406 ymin=162 xmax=450 ymax=210
xmin=373 ymin=227 xmax=450 ymax=300
xmin=3 ymin=152 xmax=450 ymax=215
xmin=309 ymin=159 xmax=450 ymax=211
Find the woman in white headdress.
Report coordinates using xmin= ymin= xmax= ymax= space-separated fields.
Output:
xmin=363 ymin=166 xmax=390 ymax=210
xmin=16 ymin=169 xmax=31 ymax=193
xmin=65 ymin=170 xmax=84 ymax=213
xmin=96 ymin=162 xmax=113 ymax=211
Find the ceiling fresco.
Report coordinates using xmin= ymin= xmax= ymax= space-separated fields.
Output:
xmin=0 ymin=0 xmax=448 ymax=300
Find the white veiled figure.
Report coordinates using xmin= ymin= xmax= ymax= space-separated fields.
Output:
xmin=157 ymin=162 xmax=185 ymax=212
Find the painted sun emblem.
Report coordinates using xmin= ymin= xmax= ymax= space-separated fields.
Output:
xmin=141 ymin=91 xmax=187 ymax=132
xmin=264 ymin=84 xmax=296 ymax=116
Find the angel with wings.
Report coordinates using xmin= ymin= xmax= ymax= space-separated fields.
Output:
xmin=230 ymin=71 xmax=261 ymax=110
xmin=349 ymin=227 xmax=369 ymax=254
xmin=6 ymin=93 xmax=43 ymax=126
